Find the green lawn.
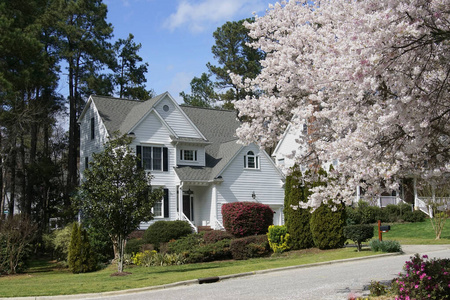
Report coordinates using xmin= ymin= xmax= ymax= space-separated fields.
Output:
xmin=0 ymin=248 xmax=377 ymax=297
xmin=375 ymin=218 xmax=450 ymax=245
xmin=1 ymin=219 xmax=449 ymax=298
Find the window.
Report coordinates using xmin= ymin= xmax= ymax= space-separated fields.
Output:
xmin=180 ymin=149 xmax=197 ymax=161
xmin=136 ymin=145 xmax=168 ymax=171
xmin=153 ymin=189 xmax=169 ymax=218
xmin=142 ymin=146 xmax=162 ymax=171
xmin=90 ymin=117 xmax=95 ymax=139
xmin=244 ymin=151 xmax=259 ymax=169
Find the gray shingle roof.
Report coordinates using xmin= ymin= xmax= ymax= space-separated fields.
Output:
xmin=89 ymin=94 xmax=244 ymax=182
xmin=175 ymin=106 xmax=243 ymax=182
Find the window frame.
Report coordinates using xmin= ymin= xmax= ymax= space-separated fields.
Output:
xmin=244 ymin=151 xmax=260 ymax=170
xmin=153 ymin=188 xmax=169 ymax=218
xmin=180 ymin=149 xmax=197 ymax=162
xmin=142 ymin=146 xmax=163 ymax=171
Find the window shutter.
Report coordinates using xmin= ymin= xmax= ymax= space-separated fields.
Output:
xmin=163 ymin=147 xmax=168 ymax=171
xmin=136 ymin=145 xmax=142 ymax=169
xmin=163 ymin=188 xmax=169 ymax=218
xmin=244 ymin=156 xmax=247 ymax=168
xmin=256 ymin=156 xmax=259 ymax=169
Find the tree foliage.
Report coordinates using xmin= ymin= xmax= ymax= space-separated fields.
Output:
xmin=68 ymin=222 xmax=97 ymax=273
xmin=233 ymin=0 xmax=450 ymax=208
xmin=78 ymin=134 xmax=163 ymax=273
xmin=113 ymin=33 xmax=154 ymax=100
xmin=180 ymin=73 xmax=218 ymax=108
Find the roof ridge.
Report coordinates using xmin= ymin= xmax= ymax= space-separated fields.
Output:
xmin=92 ymin=93 xmax=166 ymax=103
xmin=180 ymin=105 xmax=236 ymax=113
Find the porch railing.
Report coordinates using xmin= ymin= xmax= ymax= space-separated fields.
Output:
xmin=415 ymin=197 xmax=450 ymax=218
xmin=180 ymin=212 xmax=198 ymax=233
xmin=213 ymin=216 xmax=225 ymax=231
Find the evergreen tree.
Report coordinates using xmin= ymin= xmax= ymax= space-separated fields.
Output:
xmin=180 ymin=73 xmax=218 ymax=108
xmin=68 ymin=222 xmax=97 ymax=273
xmin=113 ymin=33 xmax=153 ymax=100
xmin=284 ymin=165 xmax=314 ymax=249
xmin=206 ymin=18 xmax=265 ymax=109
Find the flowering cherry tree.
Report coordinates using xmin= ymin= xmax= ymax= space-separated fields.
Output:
xmin=233 ymin=0 xmax=450 ymax=208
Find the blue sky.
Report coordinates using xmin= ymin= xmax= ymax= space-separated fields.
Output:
xmin=98 ymin=0 xmax=273 ymax=103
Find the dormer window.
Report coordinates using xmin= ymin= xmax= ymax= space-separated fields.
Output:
xmin=180 ymin=149 xmax=197 ymax=161
xmin=244 ymin=151 xmax=259 ymax=169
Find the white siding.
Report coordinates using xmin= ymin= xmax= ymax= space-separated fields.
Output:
xmin=176 ymin=145 xmax=206 ymax=167
xmin=79 ymin=101 xmax=108 ymax=181
xmin=131 ymin=111 xmax=181 ymax=229
xmin=216 ymin=144 xmax=285 ymax=225
xmin=154 ymin=96 xmax=202 ymax=138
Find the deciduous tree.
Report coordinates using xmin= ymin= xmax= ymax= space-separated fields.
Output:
xmin=233 ymin=0 xmax=450 ymax=209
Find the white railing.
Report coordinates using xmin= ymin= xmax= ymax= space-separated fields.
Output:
xmin=213 ymin=216 xmax=225 ymax=231
xmin=180 ymin=212 xmax=198 ymax=233
xmin=415 ymin=197 xmax=450 ymax=218
xmin=355 ymin=196 xmax=407 ymax=208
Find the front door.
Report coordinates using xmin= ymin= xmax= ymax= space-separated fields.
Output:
xmin=183 ymin=194 xmax=193 ymax=221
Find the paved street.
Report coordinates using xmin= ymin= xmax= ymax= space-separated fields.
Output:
xmin=76 ymin=245 xmax=449 ymax=300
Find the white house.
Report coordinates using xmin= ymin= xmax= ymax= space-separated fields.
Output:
xmin=78 ymin=92 xmax=285 ymax=231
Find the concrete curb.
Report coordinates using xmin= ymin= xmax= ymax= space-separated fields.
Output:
xmin=1 ymin=252 xmax=403 ymax=300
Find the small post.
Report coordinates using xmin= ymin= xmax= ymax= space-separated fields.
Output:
xmin=378 ymin=220 xmax=382 ymax=241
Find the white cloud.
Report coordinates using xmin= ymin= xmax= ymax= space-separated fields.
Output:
xmin=164 ymin=0 xmax=267 ymax=33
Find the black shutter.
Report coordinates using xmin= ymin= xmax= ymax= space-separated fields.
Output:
xmin=244 ymin=155 xmax=247 ymax=168
xmin=163 ymin=147 xmax=168 ymax=171
xmin=136 ymin=145 xmax=142 ymax=169
xmin=163 ymin=188 xmax=169 ymax=218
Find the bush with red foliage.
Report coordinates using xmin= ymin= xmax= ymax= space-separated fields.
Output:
xmin=203 ymin=230 xmax=234 ymax=244
xmin=222 ymin=202 xmax=274 ymax=237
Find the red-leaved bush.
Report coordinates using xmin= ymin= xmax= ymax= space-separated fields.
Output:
xmin=221 ymin=202 xmax=274 ymax=237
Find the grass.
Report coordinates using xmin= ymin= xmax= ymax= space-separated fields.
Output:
xmin=375 ymin=218 xmax=450 ymax=245
xmin=1 ymin=219 xmax=448 ymax=297
xmin=0 ymin=247 xmax=378 ymax=297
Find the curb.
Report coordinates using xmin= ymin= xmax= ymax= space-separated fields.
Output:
xmin=1 ymin=252 xmax=402 ymax=300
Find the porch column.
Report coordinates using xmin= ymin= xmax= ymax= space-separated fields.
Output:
xmin=178 ymin=183 xmax=184 ymax=220
xmin=413 ymin=177 xmax=418 ymax=208
xmin=210 ymin=184 xmax=217 ymax=229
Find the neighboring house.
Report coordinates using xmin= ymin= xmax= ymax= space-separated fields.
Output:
xmin=79 ymin=92 xmax=285 ymax=231
xmin=272 ymin=121 xmax=416 ymax=209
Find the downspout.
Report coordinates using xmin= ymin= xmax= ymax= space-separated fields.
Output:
xmin=211 ymin=184 xmax=217 ymax=229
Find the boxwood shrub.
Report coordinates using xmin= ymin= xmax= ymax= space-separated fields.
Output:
xmin=222 ymin=202 xmax=274 ymax=237
xmin=143 ymin=220 xmax=193 ymax=250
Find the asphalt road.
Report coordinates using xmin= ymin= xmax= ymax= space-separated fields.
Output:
xmin=76 ymin=245 xmax=449 ymax=300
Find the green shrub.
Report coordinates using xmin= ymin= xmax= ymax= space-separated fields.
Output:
xmin=203 ymin=230 xmax=234 ymax=244
xmin=284 ymin=166 xmax=315 ymax=249
xmin=131 ymin=250 xmax=186 ymax=266
xmin=143 ymin=221 xmax=193 ymax=250
xmin=42 ymin=223 xmax=72 ymax=262
xmin=310 ymin=202 xmax=346 ymax=250
xmin=68 ymin=223 xmax=97 ymax=273
xmin=167 ymin=234 xmax=232 ymax=263
xmin=384 ymin=204 xmax=400 ymax=223
xmin=222 ymin=202 xmax=274 ymax=237
xmin=125 ymin=238 xmax=145 ymax=254
xmin=167 ymin=233 xmax=203 ymax=255
xmin=184 ymin=239 xmax=232 ymax=263
xmin=267 ymin=225 xmax=290 ymax=253
xmin=343 ymin=224 xmax=374 ymax=251
xmin=369 ymin=239 xmax=402 ymax=253
xmin=358 ymin=201 xmax=383 ymax=224
xmin=402 ymin=210 xmax=426 ymax=223
xmin=229 ymin=235 xmax=270 ymax=260
xmin=345 ymin=206 xmax=362 ymax=225
xmin=368 ymin=280 xmax=388 ymax=297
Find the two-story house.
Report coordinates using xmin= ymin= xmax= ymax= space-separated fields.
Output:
xmin=79 ymin=92 xmax=285 ymax=231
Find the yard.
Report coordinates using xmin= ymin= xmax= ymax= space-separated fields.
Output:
xmin=0 ymin=219 xmax=449 ymax=298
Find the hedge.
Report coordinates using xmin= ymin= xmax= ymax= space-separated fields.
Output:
xmin=222 ymin=202 xmax=273 ymax=237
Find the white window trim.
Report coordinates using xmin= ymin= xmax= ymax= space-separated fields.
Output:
xmin=180 ymin=149 xmax=198 ymax=162
xmin=244 ymin=151 xmax=260 ymax=170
